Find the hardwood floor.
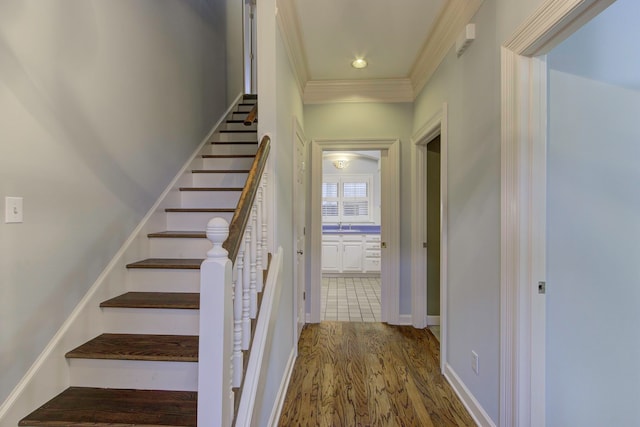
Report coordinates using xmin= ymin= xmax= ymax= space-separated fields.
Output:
xmin=278 ymin=322 xmax=475 ymax=427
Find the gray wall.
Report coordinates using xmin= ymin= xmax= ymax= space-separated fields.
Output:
xmin=547 ymin=1 xmax=640 ymax=424
xmin=253 ymin=15 xmax=305 ymax=425
xmin=412 ymin=0 xmax=501 ymax=420
xmin=226 ymin=0 xmax=245 ymax=101
xmin=304 ymin=103 xmax=414 ymax=314
xmin=0 ymin=0 xmax=229 ymax=405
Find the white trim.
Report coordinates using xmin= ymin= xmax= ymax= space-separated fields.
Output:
xmin=266 ymin=348 xmax=297 ymax=427
xmin=410 ymin=103 xmax=448 ymax=373
xmin=310 ymin=139 xmax=401 ymax=324
xmin=275 ymin=0 xmax=309 ymax=94
xmin=426 ymin=315 xmax=440 ymax=326
xmin=445 ymin=364 xmax=497 ymax=427
xmin=500 ymin=1 xmax=613 ymax=425
xmin=292 ymin=117 xmax=307 ymax=343
xmin=0 ymin=97 xmax=241 ymax=425
xmin=409 ymin=0 xmax=484 ymax=95
xmin=396 ymin=315 xmax=413 ymax=326
xmin=236 ymin=248 xmax=285 ymax=427
xmin=303 ymin=79 xmax=414 ymax=104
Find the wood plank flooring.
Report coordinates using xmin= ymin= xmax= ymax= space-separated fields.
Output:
xmin=278 ymin=322 xmax=475 ymax=427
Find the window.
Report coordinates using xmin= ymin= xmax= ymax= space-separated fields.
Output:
xmin=322 ymin=175 xmax=373 ymax=222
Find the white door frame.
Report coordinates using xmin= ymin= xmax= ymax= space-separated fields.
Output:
xmin=292 ymin=117 xmax=307 ymax=342
xmin=411 ymin=103 xmax=448 ymax=373
xmin=310 ymin=138 xmax=401 ymax=324
xmin=500 ymin=0 xmax=614 ymax=425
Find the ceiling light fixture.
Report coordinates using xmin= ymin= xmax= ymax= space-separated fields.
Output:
xmin=351 ymin=58 xmax=368 ymax=69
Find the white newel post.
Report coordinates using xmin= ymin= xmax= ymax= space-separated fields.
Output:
xmin=198 ymin=218 xmax=233 ymax=427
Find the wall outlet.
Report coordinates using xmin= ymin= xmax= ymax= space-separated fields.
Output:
xmin=472 ymin=351 xmax=479 ymax=375
xmin=5 ymin=197 xmax=23 ymax=223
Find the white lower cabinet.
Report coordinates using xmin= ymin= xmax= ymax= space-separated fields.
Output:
xmin=321 ymin=237 xmax=341 ymax=272
xmin=322 ymin=234 xmax=380 ymax=273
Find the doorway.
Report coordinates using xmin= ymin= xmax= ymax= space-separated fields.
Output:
xmin=411 ymin=104 xmax=448 ymax=372
xmin=310 ymin=139 xmax=400 ymax=324
xmin=320 ymin=150 xmax=382 ymax=322
xmin=500 ymin=0 xmax=619 ymax=423
xmin=426 ymin=137 xmax=441 ymax=341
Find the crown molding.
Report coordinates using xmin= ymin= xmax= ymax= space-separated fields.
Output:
xmin=409 ymin=0 xmax=484 ymax=96
xmin=276 ymin=0 xmax=310 ymax=93
xmin=303 ymin=79 xmax=414 ymax=104
xmin=505 ymin=0 xmax=614 ymax=56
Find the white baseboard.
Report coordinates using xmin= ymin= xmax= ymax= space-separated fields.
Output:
xmin=444 ymin=364 xmax=496 ymax=427
xmin=267 ymin=348 xmax=297 ymax=426
xmin=0 ymin=97 xmax=242 ymax=426
xmin=396 ymin=314 xmax=413 ymax=325
xmin=427 ymin=315 xmax=441 ymax=326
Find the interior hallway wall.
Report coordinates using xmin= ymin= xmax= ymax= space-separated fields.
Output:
xmin=0 ymin=0 xmax=228 ymax=406
xmin=412 ymin=0 xmax=501 ymax=421
xmin=304 ymin=102 xmax=414 ymax=315
xmin=547 ymin=1 xmax=640 ymax=424
xmin=252 ymin=0 xmax=305 ymax=420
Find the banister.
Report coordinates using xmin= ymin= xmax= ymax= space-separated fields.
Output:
xmin=244 ymin=103 xmax=258 ymax=126
xmin=223 ymin=136 xmax=270 ymax=263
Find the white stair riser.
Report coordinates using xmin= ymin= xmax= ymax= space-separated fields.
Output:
xmin=235 ymin=105 xmax=254 ymax=113
xmin=231 ymin=112 xmax=253 ymax=120
xmin=69 ymin=359 xmax=198 ymax=391
xmin=223 ymin=122 xmax=257 ymax=131
xmin=180 ymin=190 xmax=240 ymax=209
xmin=166 ymin=211 xmax=234 ymax=231
xmin=201 ymin=156 xmax=255 ymax=169
xmin=102 ymin=308 xmax=199 ymax=335
xmin=192 ymin=173 xmax=248 ymax=187
xmin=149 ymin=237 xmax=211 ymax=258
xmin=127 ymin=270 xmax=200 ymax=293
xmin=211 ymin=132 xmax=258 ymax=143
xmin=207 ymin=144 xmax=258 ymax=156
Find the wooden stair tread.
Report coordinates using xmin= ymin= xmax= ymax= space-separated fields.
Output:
xmin=243 ymin=94 xmax=257 ymax=100
xmin=147 ymin=231 xmax=206 ymax=238
xmin=179 ymin=187 xmax=243 ymax=192
xmin=219 ymin=129 xmax=257 ymax=133
xmin=201 ymin=154 xmax=255 ymax=158
xmin=66 ymin=333 xmax=198 ymax=361
xmin=164 ymin=208 xmax=235 ymax=213
xmin=191 ymin=169 xmax=250 ymax=173
xmin=210 ymin=141 xmax=257 ymax=145
xmin=126 ymin=259 xmax=203 ymax=269
xmin=19 ymin=387 xmax=196 ymax=426
xmin=100 ymin=292 xmax=199 ymax=309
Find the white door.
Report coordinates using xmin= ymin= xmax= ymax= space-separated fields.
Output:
xmin=294 ymin=123 xmax=307 ymax=337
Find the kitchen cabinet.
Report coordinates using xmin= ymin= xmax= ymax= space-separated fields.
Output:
xmin=321 ymin=234 xmax=380 ymax=273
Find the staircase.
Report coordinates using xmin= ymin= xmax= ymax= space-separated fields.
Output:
xmin=19 ymin=95 xmax=260 ymax=427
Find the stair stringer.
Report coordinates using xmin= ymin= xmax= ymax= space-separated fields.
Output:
xmin=0 ymin=93 xmax=245 ymax=427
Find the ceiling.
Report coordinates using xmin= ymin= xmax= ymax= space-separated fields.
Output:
xmin=295 ymin=0 xmax=445 ymax=81
xmin=276 ymin=0 xmax=483 ymax=103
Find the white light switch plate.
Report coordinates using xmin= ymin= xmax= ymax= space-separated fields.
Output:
xmin=5 ymin=197 xmax=23 ymax=223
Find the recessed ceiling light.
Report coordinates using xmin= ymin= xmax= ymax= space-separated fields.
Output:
xmin=351 ymin=58 xmax=368 ymax=69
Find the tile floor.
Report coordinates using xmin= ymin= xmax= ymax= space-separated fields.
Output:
xmin=321 ymin=275 xmax=381 ymax=322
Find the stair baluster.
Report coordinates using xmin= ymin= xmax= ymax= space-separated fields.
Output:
xmin=242 ymin=227 xmax=252 ymax=349
xmin=249 ymin=204 xmax=258 ymax=318
xmin=255 ymin=191 xmax=264 ymax=292
xmin=232 ymin=250 xmax=244 ymax=388
xmin=260 ymin=175 xmax=269 ymax=271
